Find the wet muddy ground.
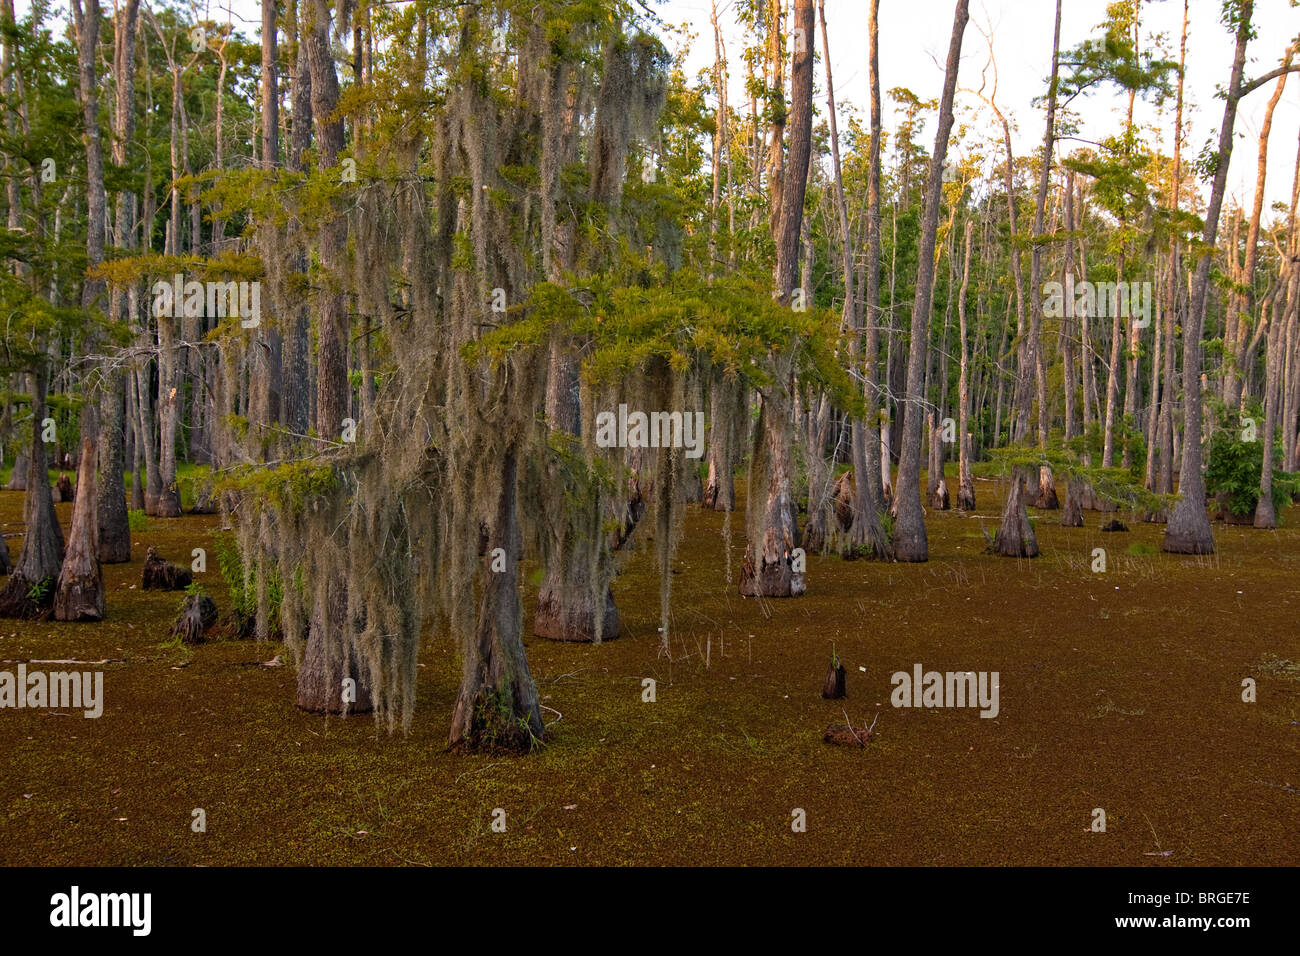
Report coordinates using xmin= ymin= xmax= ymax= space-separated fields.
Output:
xmin=1 ymin=471 xmax=1296 ymax=865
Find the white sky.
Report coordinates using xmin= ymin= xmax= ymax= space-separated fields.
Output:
xmin=660 ymin=0 xmax=1300 ymax=212
xmin=18 ymin=0 xmax=1300 ymax=211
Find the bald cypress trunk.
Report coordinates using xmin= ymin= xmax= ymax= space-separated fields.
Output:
xmin=90 ymin=0 xmax=134 ymax=559
xmin=1156 ymin=3 xmax=1187 ymax=501
xmin=1166 ymin=0 xmax=1256 ymax=555
xmin=703 ymin=376 xmax=739 ymax=511
xmin=956 ymin=220 xmax=976 ymax=511
xmin=994 ymin=466 xmax=1039 ymax=558
xmin=450 ymin=446 xmax=545 ymax=753
xmin=862 ymin=0 xmax=887 ymax=516
xmin=0 ymin=368 xmax=65 ymax=618
xmin=741 ymin=389 xmax=804 ymax=597
xmin=893 ymin=0 xmax=968 ymax=562
xmin=55 ymin=436 xmax=105 ymax=621
xmin=1030 ymin=0 xmax=1062 ymax=511
xmin=1255 ymin=306 xmax=1281 ymax=529
xmin=295 ymin=577 xmax=374 ymax=714
xmin=742 ymin=0 xmax=814 ymax=597
xmin=262 ymin=0 xmax=279 ymax=167
xmin=290 ymin=0 xmax=355 ymax=711
xmin=70 ymin=0 xmax=104 ymax=308
xmin=534 ymin=343 xmax=620 ymax=643
xmin=277 ymin=0 xmax=311 ymax=447
xmin=306 ymin=0 xmax=348 ymax=441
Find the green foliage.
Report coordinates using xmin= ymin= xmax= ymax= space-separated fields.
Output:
xmin=1058 ymin=1 xmax=1178 ymax=106
xmin=1127 ymin=542 xmax=1158 ymax=556
xmin=127 ymin=510 xmax=150 ymax=532
xmin=175 ymin=464 xmax=211 ymax=513
xmin=1204 ymin=432 xmax=1298 ymax=520
xmin=473 ymin=272 xmax=861 ymax=415
xmin=215 ymin=534 xmax=256 ymax=637
xmin=878 ymin=508 xmax=895 ymax=543
xmin=25 ymin=577 xmax=53 ymax=603
xmin=983 ymin=442 xmax=1173 ymax=515
xmin=216 ymin=461 xmax=339 ymax=516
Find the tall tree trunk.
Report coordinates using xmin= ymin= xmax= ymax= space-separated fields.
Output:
xmin=741 ymin=387 xmax=804 ymax=597
xmin=248 ymin=0 xmax=285 ymax=461
xmin=708 ymin=0 xmax=725 ymax=280
xmin=1165 ymin=0 xmax=1255 ymax=555
xmin=765 ymin=0 xmax=786 ymax=250
xmin=282 ymin=0 xmax=312 ymax=442
xmin=1234 ymin=46 xmax=1294 ymax=415
xmin=1255 ymin=299 xmax=1282 ymax=528
xmin=0 ymin=367 xmax=65 ymax=617
xmin=0 ymin=0 xmax=22 ymax=236
xmin=449 ymin=446 xmax=545 ymax=753
xmin=134 ymin=365 xmax=158 ymax=511
xmin=98 ymin=0 xmax=138 ymax=560
xmin=1061 ymin=173 xmax=1078 ymax=444
xmin=55 ymin=436 xmax=104 ymax=621
xmin=859 ymin=0 xmax=888 ymax=520
xmin=820 ymin=0 xmax=887 ymax=556
xmin=772 ymin=0 xmax=813 ymax=301
xmin=70 ymin=0 xmax=105 ymax=310
xmin=893 ymin=0 xmax=968 ymax=562
xmin=742 ymin=0 xmax=815 ymax=596
xmin=295 ymin=573 xmax=374 ymax=714
xmin=1283 ymin=130 xmax=1300 ymax=472
xmin=262 ymin=1 xmax=279 ymax=168
xmin=1102 ymin=253 xmax=1124 ymax=468
xmin=305 ymin=0 xmax=348 ymax=440
xmin=703 ymin=375 xmax=741 ymax=511
xmin=1030 ymin=0 xmax=1062 ymax=509
xmin=1156 ymin=0 xmax=1186 ymax=497
xmin=957 ymin=219 xmax=976 ymax=510
xmin=155 ymin=315 xmax=183 ymax=517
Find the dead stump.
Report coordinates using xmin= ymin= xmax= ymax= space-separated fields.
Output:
xmin=929 ymin=477 xmax=950 ymax=511
xmin=1061 ymin=477 xmax=1086 ymax=527
xmin=823 ymin=721 xmax=875 ymax=748
xmin=534 ymin=585 xmax=620 ymax=642
xmin=832 ymin=471 xmax=855 ymax=532
xmin=822 ymin=661 xmax=846 ymax=699
xmin=1033 ymin=467 xmax=1059 ymax=509
xmin=142 ymin=546 xmax=192 ymax=590
xmin=172 ymin=591 xmax=218 ymax=643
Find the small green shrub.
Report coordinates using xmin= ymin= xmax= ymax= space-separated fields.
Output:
xmin=878 ymin=508 xmax=895 ymax=542
xmin=127 ymin=509 xmax=150 ymax=531
xmin=215 ymin=534 xmax=282 ymax=639
xmin=25 ymin=576 xmax=53 ymax=603
xmin=215 ymin=534 xmax=256 ymax=637
xmin=1205 ymin=432 xmax=1299 ymax=519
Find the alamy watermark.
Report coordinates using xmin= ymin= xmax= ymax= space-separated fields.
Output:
xmin=50 ymin=886 xmax=150 ymax=936
xmin=152 ymin=273 xmax=261 ymax=328
xmin=0 ymin=665 xmax=103 ymax=718
xmin=890 ymin=664 xmax=999 ymax=718
xmin=594 ymin=404 xmax=705 ymax=459
xmin=1042 ymin=274 xmax=1151 ymax=328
